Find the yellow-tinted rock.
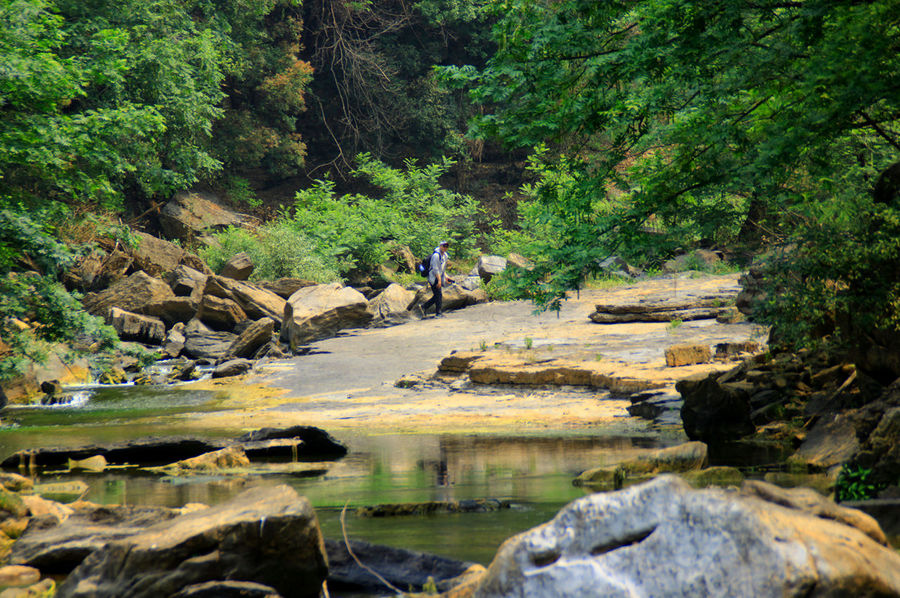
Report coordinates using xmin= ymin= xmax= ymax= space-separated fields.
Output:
xmin=665 ymin=344 xmax=712 ymax=367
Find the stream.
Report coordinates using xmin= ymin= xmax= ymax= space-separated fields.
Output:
xmin=0 ymin=384 xmax=695 ymax=566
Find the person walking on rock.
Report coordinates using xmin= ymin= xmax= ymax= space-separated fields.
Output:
xmin=421 ymin=240 xmax=452 ymax=317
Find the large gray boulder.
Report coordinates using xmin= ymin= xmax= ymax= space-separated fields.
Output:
xmin=166 ymin=265 xmax=208 ymax=298
xmin=258 ymin=278 xmax=316 ymax=299
xmin=105 ymin=308 xmax=165 ymax=345
xmin=282 ymin=283 xmax=372 ymax=349
xmin=139 ymin=296 xmax=198 ymax=326
xmin=203 ymin=276 xmax=285 ymax=328
xmin=182 ymin=319 xmax=236 ymax=360
xmin=227 ymin=317 xmax=275 ymax=359
xmin=221 ymin=252 xmax=254 ymax=281
xmin=196 ymin=294 xmax=247 ymax=331
xmin=82 ymin=271 xmax=175 ymax=316
xmin=158 ymin=191 xmax=247 ymax=242
xmin=473 ymin=475 xmax=900 ymax=598
xmin=57 ymin=485 xmax=328 ymax=598
xmin=130 ymin=232 xmax=187 ymax=278
xmin=413 ymin=283 xmax=487 ymax=313
xmin=367 ymin=283 xmax=416 ymax=320
xmin=476 ymin=255 xmax=507 ymax=283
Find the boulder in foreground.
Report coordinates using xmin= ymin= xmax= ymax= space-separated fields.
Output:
xmin=474 ymin=475 xmax=900 ymax=598
xmin=57 ymin=485 xmax=327 ymax=598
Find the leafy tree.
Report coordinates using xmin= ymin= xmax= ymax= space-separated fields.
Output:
xmin=442 ymin=0 xmax=900 ymax=343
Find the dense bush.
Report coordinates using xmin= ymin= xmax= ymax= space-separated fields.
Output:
xmin=286 ymin=154 xmax=481 ymax=275
xmin=199 ymin=224 xmax=342 ymax=283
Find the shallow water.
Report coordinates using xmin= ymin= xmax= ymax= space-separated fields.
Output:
xmin=0 ymin=385 xmax=676 ymax=565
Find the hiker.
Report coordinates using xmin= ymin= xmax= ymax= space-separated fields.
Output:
xmin=420 ymin=240 xmax=452 ymax=317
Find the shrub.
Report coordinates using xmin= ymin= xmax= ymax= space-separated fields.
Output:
xmin=199 ymin=225 xmax=342 ymax=283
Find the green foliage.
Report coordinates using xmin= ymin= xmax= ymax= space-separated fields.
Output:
xmin=223 ymin=176 xmax=261 ymax=209
xmin=199 ymin=225 xmax=342 ymax=283
xmin=523 ymin=336 xmax=532 ymax=350
xmin=287 ymin=154 xmax=480 ymax=274
xmin=0 ymin=209 xmax=117 ymax=381
xmin=441 ymin=0 xmax=900 ymax=339
xmin=835 ymin=464 xmax=880 ymax=502
xmin=758 ymin=203 xmax=900 ymax=351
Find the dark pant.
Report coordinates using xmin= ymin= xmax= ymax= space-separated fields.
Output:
xmin=421 ymin=281 xmax=443 ymax=315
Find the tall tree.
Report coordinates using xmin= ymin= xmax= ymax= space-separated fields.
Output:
xmin=444 ymin=0 xmax=900 ymax=361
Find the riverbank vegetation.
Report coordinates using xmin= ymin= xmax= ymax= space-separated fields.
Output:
xmin=2 ymin=0 xmax=898 ymax=382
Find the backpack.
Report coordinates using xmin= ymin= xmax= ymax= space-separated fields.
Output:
xmin=417 ymin=251 xmax=437 ymax=278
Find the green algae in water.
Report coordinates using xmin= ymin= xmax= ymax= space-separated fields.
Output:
xmin=2 ymin=386 xmax=223 ymax=428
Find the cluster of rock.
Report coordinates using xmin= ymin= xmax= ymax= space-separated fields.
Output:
xmin=356 ymin=499 xmax=511 ymax=518
xmin=678 ymin=349 xmax=900 ymax=498
xmin=70 ymin=248 xmax=490 ymax=385
xmin=590 ymin=288 xmax=741 ymax=324
xmin=1 ymin=480 xmax=480 ymax=597
xmin=572 ymin=441 xmax=744 ymax=491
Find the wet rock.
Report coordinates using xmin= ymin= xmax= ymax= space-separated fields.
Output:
xmin=0 ymin=577 xmax=55 ymax=597
xmin=161 ymin=323 xmax=186 ymax=358
xmin=220 ymin=252 xmax=254 ymax=281
xmin=282 ymin=283 xmax=372 ymax=349
xmin=203 ymin=276 xmax=285 ymax=327
xmin=182 ymin=319 xmax=237 ymax=360
xmin=172 ymin=581 xmax=281 ymax=598
xmin=212 ymin=359 xmax=252 ymax=379
xmin=1 ymin=438 xmax=228 ymax=470
xmin=0 ymin=566 xmax=41 ymax=588
xmin=56 ymin=485 xmax=327 ymax=598
xmin=82 ymin=271 xmax=175 ymax=317
xmin=788 ymin=414 xmax=860 ymax=472
xmin=473 ymin=475 xmax=900 ymax=598
xmin=97 ymin=367 xmax=127 ymax=385
xmin=476 ymin=255 xmax=507 ymax=283
xmin=324 ymin=538 xmax=475 ymax=593
xmin=159 ymin=191 xmax=247 ymax=242
xmin=0 ymin=474 xmax=32 ymax=493
xmin=678 ymin=466 xmax=745 ymax=488
xmin=664 ymin=343 xmax=711 ymax=367
xmin=33 ymin=482 xmax=88 ymax=504
xmin=258 ymin=278 xmax=316 ymax=299
xmin=236 ymin=426 xmax=347 ymax=458
xmin=227 ymin=318 xmax=275 ymax=359
xmin=0 ymin=488 xmax=27 ymax=518
xmin=367 ymin=283 xmax=416 ymax=321
xmin=574 ymin=442 xmax=709 ymax=488
xmin=678 ymin=370 xmax=755 ymax=442
xmin=356 ymin=499 xmax=511 ymax=517
xmin=165 ymin=446 xmax=250 ymax=471
xmin=197 ymin=294 xmax=247 ymax=330
xmin=38 ymin=380 xmax=62 ymax=397
xmin=105 ymin=308 xmax=165 ymax=345
xmin=67 ymin=456 xmax=107 ymax=472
